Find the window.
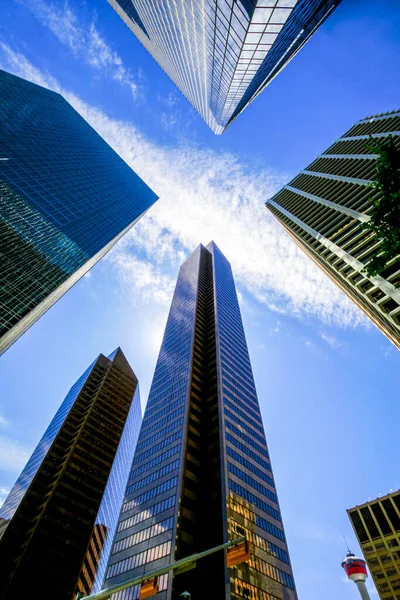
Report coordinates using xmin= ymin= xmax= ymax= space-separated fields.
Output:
xmin=228 ymin=494 xmax=284 ymax=542
xmin=229 ymin=519 xmax=289 ymax=564
xmin=130 ymin=444 xmax=181 ymax=480
xmin=234 ymin=578 xmax=281 ymax=600
xmin=107 ymin=541 xmax=172 ymax=579
xmin=113 ymin=517 xmax=173 ymax=554
xmin=125 ymin=460 xmax=179 ymax=495
xmin=226 ymin=446 xmax=273 ymax=483
xmin=249 ymin=554 xmax=295 ymax=590
xmin=228 ymin=463 xmax=277 ymax=503
xmin=229 ymin=480 xmax=280 ymax=521
xmin=226 ymin=434 xmax=271 ymax=469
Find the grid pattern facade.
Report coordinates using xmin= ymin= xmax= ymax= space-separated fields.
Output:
xmin=266 ymin=110 xmax=400 ymax=349
xmin=105 ymin=243 xmax=297 ymax=600
xmin=107 ymin=0 xmax=341 ymax=134
xmin=0 ymin=348 xmax=141 ymax=600
xmin=0 ymin=69 xmax=157 ymax=354
xmin=348 ymin=491 xmax=400 ymax=600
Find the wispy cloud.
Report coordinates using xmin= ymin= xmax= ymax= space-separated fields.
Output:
xmin=0 ymin=44 xmax=367 ymax=329
xmin=157 ymin=91 xmax=196 ymax=137
xmin=108 ymin=251 xmax=176 ymax=306
xmin=0 ymin=486 xmax=10 ymax=508
xmin=16 ymin=0 xmax=141 ymax=99
xmin=269 ymin=320 xmax=281 ymax=335
xmin=320 ymin=332 xmax=342 ymax=349
xmin=0 ymin=436 xmax=30 ymax=473
xmin=158 ymin=92 xmax=178 ymax=109
xmin=0 ymin=412 xmax=9 ymax=428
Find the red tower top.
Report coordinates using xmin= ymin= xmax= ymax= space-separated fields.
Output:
xmin=342 ymin=551 xmax=368 ymax=583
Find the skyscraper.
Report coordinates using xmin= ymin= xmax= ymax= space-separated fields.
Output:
xmin=107 ymin=0 xmax=342 ymax=134
xmin=266 ymin=110 xmax=400 ymax=349
xmin=0 ymin=348 xmax=142 ymax=600
xmin=348 ymin=491 xmax=400 ymax=600
xmin=104 ymin=243 xmax=297 ymax=600
xmin=0 ymin=69 xmax=158 ymax=355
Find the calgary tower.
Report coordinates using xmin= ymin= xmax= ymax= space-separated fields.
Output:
xmin=342 ymin=551 xmax=371 ymax=600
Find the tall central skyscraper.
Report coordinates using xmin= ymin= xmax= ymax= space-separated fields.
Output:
xmin=104 ymin=243 xmax=297 ymax=600
xmin=108 ymin=0 xmax=342 ymax=133
xmin=0 ymin=69 xmax=158 ymax=355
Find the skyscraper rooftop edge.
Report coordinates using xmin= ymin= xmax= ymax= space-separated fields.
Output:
xmin=0 ymin=68 xmax=63 ymax=99
xmin=0 ymin=69 xmax=160 ymax=197
xmin=0 ymin=68 xmax=158 ymax=354
xmin=0 ymin=349 xmax=142 ymax=598
xmin=106 ymin=347 xmax=139 ymax=381
xmin=265 ymin=108 xmax=400 ymax=204
xmin=347 ymin=489 xmax=400 ymax=511
xmin=265 ymin=109 xmax=400 ymax=349
xmin=107 ymin=0 xmax=343 ymax=134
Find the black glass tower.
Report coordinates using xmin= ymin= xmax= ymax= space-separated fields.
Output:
xmin=104 ymin=243 xmax=297 ymax=600
xmin=0 ymin=69 xmax=158 ymax=355
xmin=108 ymin=0 xmax=342 ymax=133
xmin=0 ymin=348 xmax=142 ymax=600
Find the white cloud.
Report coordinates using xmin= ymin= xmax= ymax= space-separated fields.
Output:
xmin=0 ymin=44 xmax=367 ymax=329
xmin=158 ymin=92 xmax=178 ymax=109
xmin=320 ymin=332 xmax=342 ymax=349
xmin=17 ymin=0 xmax=141 ymax=98
xmin=269 ymin=320 xmax=281 ymax=335
xmin=0 ymin=436 xmax=30 ymax=473
xmin=161 ymin=111 xmax=179 ymax=131
xmin=0 ymin=412 xmax=9 ymax=428
xmin=0 ymin=486 xmax=10 ymax=508
xmin=108 ymin=251 xmax=176 ymax=306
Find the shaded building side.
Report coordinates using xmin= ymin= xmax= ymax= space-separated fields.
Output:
xmin=266 ymin=110 xmax=400 ymax=349
xmin=0 ymin=348 xmax=140 ymax=600
xmin=349 ymin=491 xmax=400 ymax=600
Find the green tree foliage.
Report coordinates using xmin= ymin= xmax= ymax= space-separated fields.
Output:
xmin=362 ymin=135 xmax=400 ymax=279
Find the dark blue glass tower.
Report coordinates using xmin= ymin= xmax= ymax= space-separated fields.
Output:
xmin=104 ymin=243 xmax=297 ymax=600
xmin=0 ymin=69 xmax=158 ymax=354
xmin=0 ymin=348 xmax=142 ymax=599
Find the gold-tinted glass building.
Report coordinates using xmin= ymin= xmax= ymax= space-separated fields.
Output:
xmin=77 ymin=524 xmax=108 ymax=597
xmin=0 ymin=348 xmax=141 ymax=600
xmin=348 ymin=491 xmax=400 ymax=600
xmin=266 ymin=110 xmax=400 ymax=349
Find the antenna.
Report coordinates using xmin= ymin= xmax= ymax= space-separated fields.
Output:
xmin=343 ymin=535 xmax=351 ymax=553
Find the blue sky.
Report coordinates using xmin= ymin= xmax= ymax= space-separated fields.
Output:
xmin=0 ymin=1 xmax=399 ymax=598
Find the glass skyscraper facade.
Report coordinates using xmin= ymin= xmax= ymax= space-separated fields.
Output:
xmin=266 ymin=109 xmax=400 ymax=350
xmin=0 ymin=69 xmax=158 ymax=355
xmin=104 ymin=243 xmax=297 ymax=600
xmin=348 ymin=491 xmax=400 ymax=600
xmin=107 ymin=0 xmax=342 ymax=133
xmin=0 ymin=348 xmax=142 ymax=600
